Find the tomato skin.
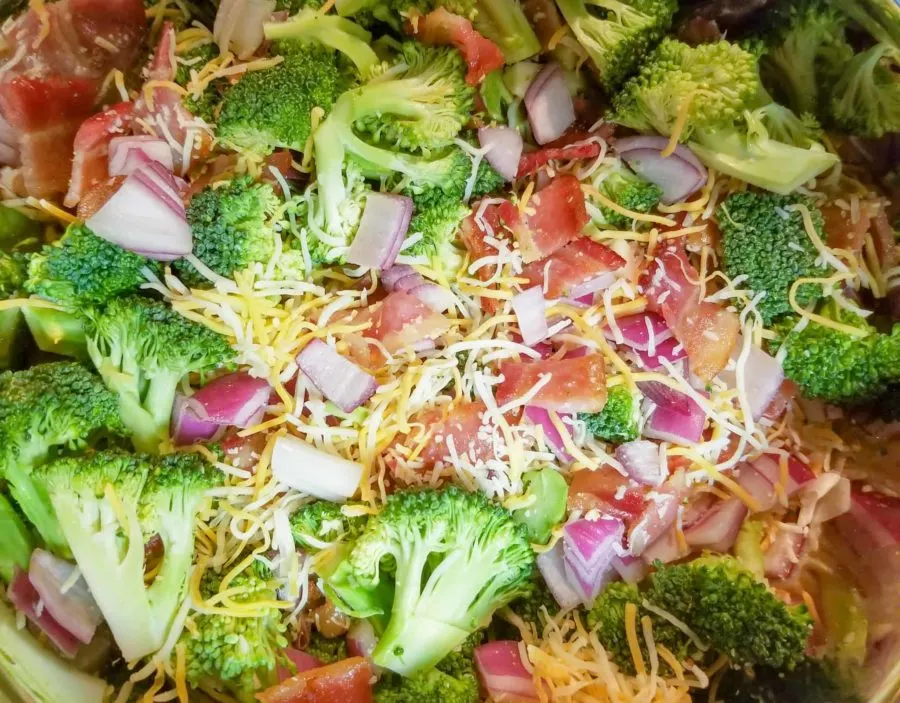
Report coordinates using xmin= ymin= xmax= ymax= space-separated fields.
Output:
xmin=256 ymin=657 xmax=373 ymax=703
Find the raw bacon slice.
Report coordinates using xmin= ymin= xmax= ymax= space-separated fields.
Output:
xmin=349 ymin=291 xmax=452 ymax=356
xmin=64 ymin=102 xmax=133 ymax=207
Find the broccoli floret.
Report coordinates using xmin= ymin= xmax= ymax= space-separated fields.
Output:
xmin=827 ymin=0 xmax=900 ymax=49
xmin=346 ymin=486 xmax=534 ymax=675
xmin=580 ymin=386 xmax=641 ymax=444
xmin=0 ymin=362 xmax=125 ymax=556
xmin=828 ymin=43 xmax=900 ymax=138
xmin=314 ymin=43 xmax=476 ymax=234
xmin=216 ymin=44 xmax=348 ymax=154
xmin=555 ymin=0 xmax=677 ymax=90
xmin=717 ymin=657 xmax=860 ymax=703
xmin=647 ymin=555 xmax=812 ymax=669
xmin=374 ymin=667 xmax=480 ymax=703
xmin=178 ymin=561 xmax=288 ymax=703
xmin=304 ymin=631 xmax=349 ymax=664
xmin=173 ymin=42 xmax=222 ymax=123
xmin=25 ymin=223 xmax=161 ymax=306
xmin=176 ymin=177 xmax=284 ymax=287
xmin=758 ymin=0 xmax=851 ymax=116
xmin=290 ymin=500 xmax=369 ymax=551
xmin=0 ymin=251 xmax=29 ymax=370
xmin=753 ymin=104 xmax=825 ymax=147
xmin=591 ymin=162 xmax=663 ymax=228
xmin=0 ymin=490 xmax=33 ymax=583
xmin=717 ymin=192 xmax=831 ymax=325
xmin=0 ymin=598 xmax=107 ymax=703
xmin=84 ymin=295 xmax=235 ymax=453
xmin=611 ymin=38 xmax=839 ymax=194
xmin=769 ymin=301 xmax=900 ymax=403
xmin=36 ymin=449 xmax=222 ymax=661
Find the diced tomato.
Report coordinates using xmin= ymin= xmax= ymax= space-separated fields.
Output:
xmin=643 ymin=243 xmax=739 ymax=381
xmin=412 ymin=8 xmax=504 ymax=85
xmin=133 ymin=22 xmax=213 ymax=173
xmin=0 ymin=76 xmax=97 ymax=198
xmin=460 ymin=204 xmax=509 ymax=314
xmin=517 ymin=128 xmax=610 ymax=178
xmin=256 ymin=657 xmax=373 ymax=703
xmin=520 ymin=238 xmax=625 ymax=299
xmin=496 ymin=354 xmax=607 ymax=413
xmin=569 ymin=468 xmax=647 ymax=522
xmin=64 ymin=101 xmax=133 ymax=207
xmin=350 ymin=291 xmax=451 ymax=356
xmin=417 ymin=400 xmax=495 ymax=467
xmin=507 ymin=174 xmax=589 ymax=263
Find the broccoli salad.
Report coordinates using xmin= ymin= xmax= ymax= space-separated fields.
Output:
xmin=0 ymin=0 xmax=899 ymax=700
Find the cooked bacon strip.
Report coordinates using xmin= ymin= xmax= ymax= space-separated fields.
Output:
xmin=520 ymin=238 xmax=625 ymax=299
xmin=411 ymin=8 xmax=504 ymax=86
xmin=516 ymin=127 xmax=612 ymax=178
xmin=495 ymin=354 xmax=607 ymax=413
xmin=64 ymin=102 xmax=133 ymax=207
xmin=417 ymin=400 xmax=496 ymax=467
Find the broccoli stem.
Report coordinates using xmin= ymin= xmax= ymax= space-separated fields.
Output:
xmin=374 ymin=616 xmax=471 ymax=676
xmin=21 ymin=306 xmax=88 ymax=360
xmin=474 ymin=0 xmax=542 ymax=63
xmin=0 ymin=492 xmax=33 ymax=583
xmin=263 ymin=13 xmax=379 ymax=75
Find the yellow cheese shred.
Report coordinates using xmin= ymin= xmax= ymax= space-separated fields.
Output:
xmin=582 ymin=185 xmax=678 ymax=227
xmin=625 ymin=602 xmax=646 ymax=677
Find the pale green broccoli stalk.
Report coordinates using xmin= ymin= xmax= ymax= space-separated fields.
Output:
xmin=717 ymin=191 xmax=832 ymax=325
xmin=347 ymin=487 xmax=534 ymax=676
xmin=579 ymin=385 xmax=641 ymax=443
xmin=21 ymin=306 xmax=88 ymax=360
xmin=84 ymin=296 xmax=235 ymax=453
xmin=176 ymin=176 xmax=282 ymax=287
xmin=828 ymin=43 xmax=900 ymax=139
xmin=753 ymin=103 xmax=825 ymax=147
xmin=512 ymin=468 xmax=568 ymax=544
xmin=0 ymin=491 xmax=33 ymax=583
xmin=554 ymin=0 xmax=677 ymax=90
xmin=758 ymin=0 xmax=851 ymax=116
xmin=178 ymin=562 xmax=288 ymax=703
xmin=216 ymin=44 xmax=348 ymax=154
xmin=36 ymin=450 xmax=223 ymax=662
xmin=611 ymin=38 xmax=839 ymax=194
xmin=770 ymin=300 xmax=900 ymax=404
xmin=0 ymin=362 xmax=125 ymax=557
xmin=0 ymin=251 xmax=28 ymax=370
xmin=0 ymin=598 xmax=107 ymax=703
xmin=0 ymin=204 xmax=41 ymax=248
xmin=827 ymin=0 xmax=900 ymax=50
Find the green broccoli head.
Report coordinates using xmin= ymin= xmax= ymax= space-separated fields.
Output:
xmin=347 ymin=486 xmax=534 ymax=675
xmin=176 ymin=177 xmax=281 ymax=287
xmin=0 ymin=490 xmax=34 ymax=583
xmin=555 ymin=0 xmax=677 ymax=90
xmin=174 ymin=41 xmax=222 ymax=123
xmin=502 ymin=573 xmax=560 ymax=638
xmin=0 ymin=204 xmax=41 ymax=248
xmin=0 ymin=362 xmax=125 ymax=555
xmin=752 ymin=104 xmax=824 ymax=148
xmin=717 ymin=657 xmax=861 ymax=703
xmin=217 ymin=44 xmax=347 ymax=154
xmin=0 ymin=251 xmax=27 ymax=299
xmin=647 ymin=555 xmax=813 ymax=670
xmin=717 ymin=191 xmax=831 ymax=325
xmin=758 ymin=0 xmax=851 ymax=116
xmin=828 ymin=43 xmax=900 ymax=139
xmin=36 ymin=449 xmax=222 ymax=661
xmin=770 ymin=301 xmax=900 ymax=404
xmin=579 ymin=385 xmax=641 ymax=443
xmin=290 ymin=500 xmax=369 ymax=552
xmin=374 ymin=667 xmax=480 ymax=703
xmin=25 ymin=223 xmax=160 ymax=307
xmin=179 ymin=561 xmax=288 ymax=703
xmin=591 ymin=162 xmax=663 ymax=229
xmin=85 ymin=295 xmax=235 ymax=453
xmin=304 ymin=630 xmax=349 ymax=664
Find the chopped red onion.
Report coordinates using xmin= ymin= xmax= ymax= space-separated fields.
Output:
xmin=615 ymin=440 xmax=666 ymax=486
xmin=628 ymin=487 xmax=682 ymax=556
xmin=683 ymin=498 xmax=747 ymax=553
xmin=297 ymin=339 xmax=377 ymax=413
xmin=186 ymin=372 xmax=271 ymax=428
xmin=523 ymin=405 xmax=573 ymax=463
xmin=277 ymin=648 xmax=323 ymax=681
xmin=734 ymin=462 xmax=779 ymax=513
xmin=611 ymin=554 xmax=648 ymax=584
xmin=640 ymin=528 xmax=685 ymax=565
xmin=478 ymin=126 xmax=524 ymax=181
xmin=381 ymin=264 xmax=415 ymax=289
xmin=632 ymin=337 xmax=686 ymax=370
xmin=475 ymin=641 xmax=539 ymax=701
xmin=271 ymin=434 xmax=363 ymax=500
xmin=28 ymin=550 xmax=102 ymax=646
xmin=563 ymin=517 xmax=624 ymax=605
xmin=643 ymin=392 xmax=707 ymax=445
xmin=347 ymin=193 xmax=413 ymax=270
xmin=524 ymin=64 xmax=575 ymax=145
xmin=171 ymin=394 xmax=224 ymax=446
xmin=615 ymin=136 xmax=707 ymax=204
xmin=108 ymin=136 xmax=174 ymax=176
xmin=750 ymin=454 xmax=814 ymax=495
xmin=763 ymin=529 xmax=806 ymax=581
xmin=380 ymin=265 xmax=455 ymax=312
xmin=214 ymin=0 xmax=276 ymax=59
xmin=567 ymin=271 xmax=617 ymax=300
xmin=512 ymin=286 xmax=549 ymax=346
xmin=536 ymin=541 xmax=582 ymax=610
xmin=608 ymin=312 xmax=672 ymax=352
xmin=719 ymin=342 xmax=784 ymax=420
xmin=86 ymin=163 xmax=191 ymax=261
xmin=637 ymin=380 xmax=690 ymax=413
xmin=8 ymin=568 xmax=80 ymax=657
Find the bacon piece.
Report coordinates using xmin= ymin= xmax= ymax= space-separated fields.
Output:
xmin=496 ymin=354 xmax=607 ymax=413
xmin=64 ymin=101 xmax=133 ymax=207
xmin=133 ymin=22 xmax=213 ymax=174
xmin=412 ymin=8 xmax=504 ymax=85
xmin=351 ymin=291 xmax=451 ymax=356
xmin=643 ymin=243 xmax=739 ymax=381
xmin=520 ymin=238 xmax=625 ymax=299
xmin=504 ymin=174 xmax=589 ymax=263
xmin=460 ymin=203 xmax=508 ymax=314
xmin=418 ymin=400 xmax=495 ymax=467
xmin=0 ymin=76 xmax=97 ymax=198
xmin=569 ymin=468 xmax=648 ymax=522
xmin=517 ymin=127 xmax=612 ymax=178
